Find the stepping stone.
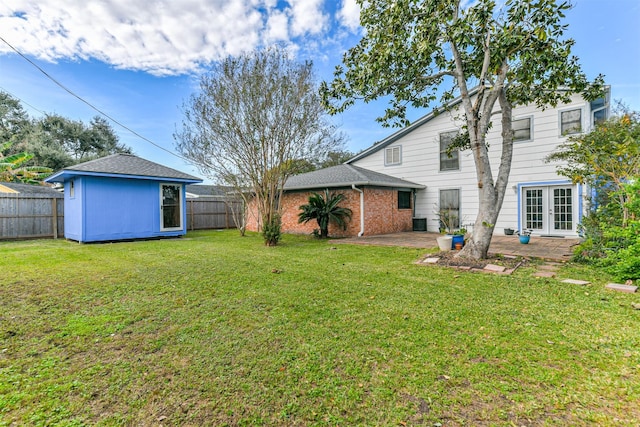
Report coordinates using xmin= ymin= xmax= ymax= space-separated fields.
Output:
xmin=422 ymin=257 xmax=440 ymax=264
xmin=534 ymin=271 xmax=556 ymax=278
xmin=538 ymin=264 xmax=559 ymax=271
xmin=561 ymin=279 xmax=591 ymax=285
xmin=605 ymin=283 xmax=638 ymax=293
xmin=484 ymin=264 xmax=506 ymax=273
xmin=457 ymin=266 xmax=472 ymax=270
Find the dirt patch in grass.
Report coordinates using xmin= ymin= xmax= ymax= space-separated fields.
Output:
xmin=423 ymin=251 xmax=532 ymax=270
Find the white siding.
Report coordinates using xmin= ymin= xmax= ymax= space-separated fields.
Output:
xmin=352 ymin=93 xmax=593 ymax=236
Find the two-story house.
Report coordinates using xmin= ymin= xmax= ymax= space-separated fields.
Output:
xmin=246 ymin=88 xmax=610 ymax=238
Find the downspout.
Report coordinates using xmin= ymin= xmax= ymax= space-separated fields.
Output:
xmin=352 ymin=184 xmax=365 ymax=237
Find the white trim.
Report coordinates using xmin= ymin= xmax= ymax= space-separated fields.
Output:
xmin=160 ymin=183 xmax=184 ymax=231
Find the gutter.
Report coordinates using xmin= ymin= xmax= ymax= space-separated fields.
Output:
xmin=351 ymin=184 xmax=365 ymax=237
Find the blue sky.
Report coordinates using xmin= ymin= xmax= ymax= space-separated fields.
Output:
xmin=1 ymin=0 xmax=639 ymax=183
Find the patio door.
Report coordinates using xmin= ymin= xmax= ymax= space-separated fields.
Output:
xmin=522 ymin=185 xmax=575 ymax=236
xmin=161 ymin=184 xmax=183 ymax=230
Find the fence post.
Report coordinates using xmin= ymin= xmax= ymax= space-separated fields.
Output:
xmin=52 ymin=197 xmax=58 ymax=239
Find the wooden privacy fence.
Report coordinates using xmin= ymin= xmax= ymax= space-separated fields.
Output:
xmin=186 ymin=198 xmax=241 ymax=231
xmin=0 ymin=195 xmax=64 ymax=240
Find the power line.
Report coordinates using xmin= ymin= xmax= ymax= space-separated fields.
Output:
xmin=0 ymin=35 xmax=192 ymax=163
xmin=0 ymin=86 xmax=47 ymax=115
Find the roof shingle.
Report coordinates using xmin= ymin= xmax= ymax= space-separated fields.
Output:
xmin=283 ymin=164 xmax=424 ymax=190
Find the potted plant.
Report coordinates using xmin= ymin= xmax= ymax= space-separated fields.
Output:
xmin=504 ymin=227 xmax=515 ymax=235
xmin=434 ymin=206 xmax=461 ymax=250
xmin=516 ymin=229 xmax=532 ymax=244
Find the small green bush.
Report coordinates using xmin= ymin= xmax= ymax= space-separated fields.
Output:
xmin=262 ymin=214 xmax=282 ymax=246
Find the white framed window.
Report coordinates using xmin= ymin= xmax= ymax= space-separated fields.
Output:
xmin=439 ymin=130 xmax=459 ymax=171
xmin=69 ymin=179 xmax=75 ymax=198
xmin=160 ymin=183 xmax=183 ymax=231
xmin=385 ymin=146 xmax=401 ymax=166
xmin=560 ymin=108 xmax=582 ymax=136
xmin=512 ymin=116 xmax=532 ymax=142
xmin=590 ymin=95 xmax=609 ymax=127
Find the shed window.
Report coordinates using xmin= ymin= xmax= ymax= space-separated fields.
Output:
xmin=398 ymin=191 xmax=411 ymax=209
xmin=439 ymin=131 xmax=459 ymax=171
xmin=385 ymin=146 xmax=401 ymax=166
xmin=560 ymin=108 xmax=582 ymax=135
xmin=513 ymin=117 xmax=532 ymax=142
xmin=69 ymin=179 xmax=75 ymax=198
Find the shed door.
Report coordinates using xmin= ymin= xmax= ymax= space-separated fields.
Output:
xmin=161 ymin=184 xmax=183 ymax=230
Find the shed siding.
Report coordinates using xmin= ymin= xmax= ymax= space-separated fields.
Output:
xmin=64 ymin=177 xmax=84 ymax=241
xmin=352 ymin=93 xmax=590 ymax=236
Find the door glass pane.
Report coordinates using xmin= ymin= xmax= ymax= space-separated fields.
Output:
xmin=553 ymin=188 xmax=573 ymax=230
xmin=525 ymin=189 xmax=543 ymax=230
xmin=162 ymin=185 xmax=181 ymax=229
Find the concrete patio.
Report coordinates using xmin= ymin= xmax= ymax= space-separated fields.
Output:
xmin=333 ymin=232 xmax=579 ymax=261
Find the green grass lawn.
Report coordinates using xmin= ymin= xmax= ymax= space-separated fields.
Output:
xmin=1 ymin=230 xmax=639 ymax=426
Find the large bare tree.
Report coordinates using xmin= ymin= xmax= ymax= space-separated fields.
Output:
xmin=321 ymin=0 xmax=603 ymax=259
xmin=175 ymin=48 xmax=344 ymax=245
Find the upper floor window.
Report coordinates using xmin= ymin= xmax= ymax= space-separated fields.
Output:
xmin=385 ymin=146 xmax=401 ymax=166
xmin=439 ymin=130 xmax=459 ymax=171
xmin=560 ymin=108 xmax=582 ymax=136
xmin=512 ymin=117 xmax=532 ymax=142
xmin=590 ymin=95 xmax=609 ymax=126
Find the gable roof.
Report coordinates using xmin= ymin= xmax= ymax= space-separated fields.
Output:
xmin=283 ymin=164 xmax=424 ymax=191
xmin=45 ymin=154 xmax=202 ymax=184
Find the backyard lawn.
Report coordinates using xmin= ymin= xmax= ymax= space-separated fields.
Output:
xmin=1 ymin=230 xmax=639 ymax=426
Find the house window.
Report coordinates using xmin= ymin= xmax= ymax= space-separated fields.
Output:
xmin=439 ymin=189 xmax=460 ymax=231
xmin=560 ymin=108 xmax=582 ymax=135
xmin=590 ymin=96 xmax=609 ymax=126
xmin=69 ymin=179 xmax=75 ymax=198
xmin=439 ymin=131 xmax=459 ymax=171
xmin=398 ymin=191 xmax=411 ymax=210
xmin=385 ymin=146 xmax=401 ymax=166
xmin=513 ymin=117 xmax=532 ymax=142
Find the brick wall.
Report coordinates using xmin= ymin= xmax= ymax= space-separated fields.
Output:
xmin=246 ymin=187 xmax=414 ymax=237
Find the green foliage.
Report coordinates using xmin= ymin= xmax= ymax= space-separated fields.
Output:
xmin=548 ymin=113 xmax=640 ymax=226
xmin=573 ymin=180 xmax=640 ymax=281
xmin=0 ymin=142 xmax=52 ymax=183
xmin=297 ymin=189 xmax=353 ymax=238
xmin=262 ymin=213 xmax=282 ymax=246
xmin=1 ymin=91 xmax=131 ymax=170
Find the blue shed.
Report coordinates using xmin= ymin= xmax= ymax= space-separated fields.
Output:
xmin=44 ymin=154 xmax=202 ymax=242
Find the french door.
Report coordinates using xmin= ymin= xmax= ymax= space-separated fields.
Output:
xmin=161 ymin=184 xmax=183 ymax=230
xmin=522 ymin=185 xmax=575 ymax=236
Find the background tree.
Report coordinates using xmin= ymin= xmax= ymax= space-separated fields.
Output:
xmin=0 ymin=91 xmax=131 ymax=170
xmin=547 ymin=110 xmax=640 ymax=226
xmin=321 ymin=0 xmax=603 ymax=259
xmin=175 ymin=47 xmax=345 ymax=245
xmin=298 ymin=189 xmax=353 ymax=238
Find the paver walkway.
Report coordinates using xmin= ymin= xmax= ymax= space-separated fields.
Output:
xmin=334 ymin=232 xmax=578 ymax=262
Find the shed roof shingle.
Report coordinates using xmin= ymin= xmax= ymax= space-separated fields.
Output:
xmin=45 ymin=154 xmax=202 ymax=183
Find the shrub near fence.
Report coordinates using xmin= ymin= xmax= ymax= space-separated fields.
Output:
xmin=0 ymin=195 xmax=64 ymax=240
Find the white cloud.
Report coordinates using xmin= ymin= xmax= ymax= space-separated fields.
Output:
xmin=337 ymin=0 xmax=360 ymax=31
xmin=0 ymin=0 xmax=343 ymax=76
xmin=288 ymin=0 xmax=328 ymax=37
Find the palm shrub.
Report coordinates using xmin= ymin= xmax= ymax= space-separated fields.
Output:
xmin=298 ymin=189 xmax=352 ymax=238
